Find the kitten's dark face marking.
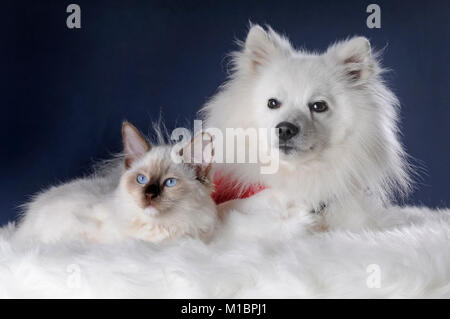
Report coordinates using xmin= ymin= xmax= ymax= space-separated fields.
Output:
xmin=145 ymin=182 xmax=161 ymax=202
xmin=124 ymin=157 xmax=213 ymax=214
xmin=121 ymin=121 xmax=215 ymax=216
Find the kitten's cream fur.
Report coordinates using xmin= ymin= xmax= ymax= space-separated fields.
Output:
xmin=14 ymin=122 xmax=217 ymax=244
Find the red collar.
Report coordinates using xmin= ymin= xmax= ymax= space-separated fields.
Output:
xmin=211 ymin=172 xmax=267 ymax=205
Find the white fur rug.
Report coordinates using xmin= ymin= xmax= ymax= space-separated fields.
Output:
xmin=1 ymin=204 xmax=450 ymax=298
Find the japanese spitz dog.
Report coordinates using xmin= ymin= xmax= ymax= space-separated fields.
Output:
xmin=201 ymin=25 xmax=411 ymax=231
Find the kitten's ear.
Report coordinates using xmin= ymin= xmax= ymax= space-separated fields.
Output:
xmin=180 ymin=132 xmax=214 ymax=165
xmin=122 ymin=121 xmax=151 ymax=168
xmin=180 ymin=132 xmax=214 ymax=180
xmin=239 ymin=24 xmax=293 ymax=74
xmin=326 ymin=36 xmax=376 ymax=84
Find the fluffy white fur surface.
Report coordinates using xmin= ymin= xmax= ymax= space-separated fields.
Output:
xmin=1 ymin=203 xmax=449 ymax=298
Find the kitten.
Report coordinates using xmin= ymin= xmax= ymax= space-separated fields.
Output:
xmin=14 ymin=122 xmax=217 ymax=244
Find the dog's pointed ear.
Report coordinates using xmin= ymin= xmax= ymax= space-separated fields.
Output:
xmin=122 ymin=121 xmax=151 ymax=168
xmin=179 ymin=132 xmax=214 ymax=181
xmin=327 ymin=36 xmax=377 ymax=84
xmin=240 ymin=24 xmax=292 ymax=74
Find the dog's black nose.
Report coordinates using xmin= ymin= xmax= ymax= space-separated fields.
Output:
xmin=276 ymin=122 xmax=299 ymax=141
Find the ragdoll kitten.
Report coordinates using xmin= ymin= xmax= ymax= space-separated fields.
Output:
xmin=14 ymin=122 xmax=217 ymax=244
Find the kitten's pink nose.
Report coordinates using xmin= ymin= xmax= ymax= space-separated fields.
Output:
xmin=145 ymin=183 xmax=161 ymax=201
xmin=145 ymin=193 xmax=152 ymax=205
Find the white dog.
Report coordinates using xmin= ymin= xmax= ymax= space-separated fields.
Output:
xmin=201 ymin=25 xmax=413 ymax=231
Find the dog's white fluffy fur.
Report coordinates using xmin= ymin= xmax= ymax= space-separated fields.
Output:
xmin=201 ymin=25 xmax=415 ymax=232
xmin=1 ymin=25 xmax=449 ymax=298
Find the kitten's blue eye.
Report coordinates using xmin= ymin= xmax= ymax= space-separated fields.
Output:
xmin=164 ymin=178 xmax=178 ymax=188
xmin=136 ymin=174 xmax=148 ymax=185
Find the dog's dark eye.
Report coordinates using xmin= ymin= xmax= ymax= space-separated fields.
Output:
xmin=268 ymin=98 xmax=281 ymax=109
xmin=309 ymin=101 xmax=328 ymax=113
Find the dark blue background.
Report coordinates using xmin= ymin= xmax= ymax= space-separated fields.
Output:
xmin=2 ymin=0 xmax=449 ymax=226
